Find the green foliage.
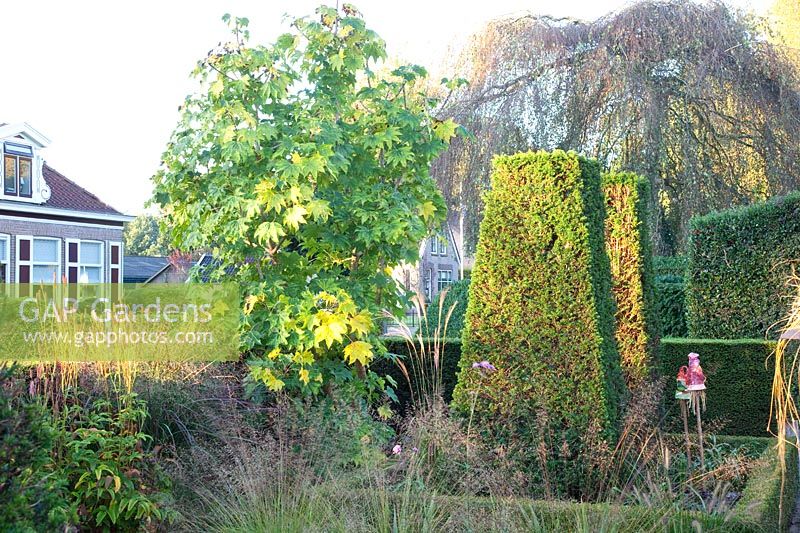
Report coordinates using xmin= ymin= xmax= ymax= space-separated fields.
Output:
xmin=733 ymin=440 xmax=799 ymax=532
xmin=0 ymin=368 xmax=68 ymax=531
xmin=0 ymin=373 xmax=173 ymax=531
xmin=660 ymin=338 xmax=775 ymax=436
xmin=53 ymin=394 xmax=175 ymax=529
xmin=375 ymin=337 xmax=462 ymax=414
xmin=602 ymin=172 xmax=659 ymax=387
xmin=152 ymin=5 xmax=460 ymax=396
xmin=423 ymin=279 xmax=470 ymax=339
xmin=451 ymin=150 xmax=625 ymax=497
xmin=123 ymin=214 xmax=172 ymax=256
xmin=686 ymin=193 xmax=800 ymax=338
xmin=653 ymin=256 xmax=688 ymax=337
xmin=656 ymin=278 xmax=688 ymax=337
xmin=653 ymin=255 xmax=687 ymax=279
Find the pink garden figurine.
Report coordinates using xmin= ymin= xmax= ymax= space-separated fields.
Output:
xmin=686 ymin=352 xmax=706 ymax=391
xmin=675 ymin=366 xmax=690 ymax=400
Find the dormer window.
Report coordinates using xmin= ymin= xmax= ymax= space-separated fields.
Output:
xmin=3 ymin=142 xmax=33 ymax=198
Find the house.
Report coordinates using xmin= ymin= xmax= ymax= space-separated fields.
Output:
xmin=0 ymin=123 xmax=133 ymax=286
xmin=123 ymin=255 xmax=196 ymax=284
xmin=123 ymin=256 xmax=169 ymax=283
xmin=389 ymin=218 xmax=469 ymax=332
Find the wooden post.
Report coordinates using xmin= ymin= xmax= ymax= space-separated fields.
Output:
xmin=681 ymin=399 xmax=692 ymax=470
xmin=694 ymin=394 xmax=705 ymax=470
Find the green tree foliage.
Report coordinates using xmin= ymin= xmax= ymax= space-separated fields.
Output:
xmin=603 ymin=173 xmax=659 ymax=387
xmin=123 ymin=215 xmax=171 ymax=256
xmin=451 ymin=150 xmax=625 ymax=497
xmin=686 ymin=193 xmax=800 ymax=339
xmin=152 ymin=5 xmax=460 ymax=395
xmin=435 ymin=1 xmax=800 ymax=255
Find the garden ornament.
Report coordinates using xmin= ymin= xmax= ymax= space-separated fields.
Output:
xmin=685 ymin=352 xmax=706 ymax=391
xmin=676 ymin=352 xmax=708 ymax=471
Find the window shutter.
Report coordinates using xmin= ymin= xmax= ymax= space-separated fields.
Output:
xmin=110 ymin=242 xmax=121 ymax=283
xmin=16 ymin=236 xmax=32 ymax=283
xmin=66 ymin=239 xmax=79 ymax=283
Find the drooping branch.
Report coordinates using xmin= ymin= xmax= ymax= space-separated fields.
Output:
xmin=433 ymin=0 xmax=800 ymax=255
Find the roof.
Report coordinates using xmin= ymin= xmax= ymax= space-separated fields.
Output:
xmin=123 ymin=256 xmax=169 ymax=283
xmin=195 ymin=254 xmax=238 ymax=282
xmin=41 ymin=164 xmax=123 ymax=215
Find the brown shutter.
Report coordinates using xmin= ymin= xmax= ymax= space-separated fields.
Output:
xmin=110 ymin=243 xmax=121 ymax=284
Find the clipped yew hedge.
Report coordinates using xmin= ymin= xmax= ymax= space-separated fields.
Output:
xmin=376 ymin=337 xmax=462 ymax=414
xmin=660 ymin=338 xmax=775 ymax=436
xmin=656 ymin=277 xmax=688 ymax=337
xmin=686 ymin=193 xmax=800 ymax=339
xmin=603 ymin=172 xmax=660 ymax=387
xmin=452 ymin=150 xmax=625 ymax=497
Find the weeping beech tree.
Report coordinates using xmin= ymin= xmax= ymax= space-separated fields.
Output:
xmin=434 ymin=0 xmax=800 ymax=254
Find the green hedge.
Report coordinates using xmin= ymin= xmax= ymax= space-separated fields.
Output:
xmin=656 ymin=278 xmax=688 ymax=337
xmin=733 ymin=440 xmax=799 ymax=532
xmin=686 ymin=193 xmax=800 ymax=339
xmin=603 ymin=172 xmax=660 ymax=387
xmin=452 ymin=150 xmax=625 ymax=497
xmin=653 ymin=255 xmax=687 ymax=278
xmin=660 ymin=338 xmax=775 ymax=436
xmin=376 ymin=337 xmax=462 ymax=414
xmin=423 ymin=279 xmax=470 ymax=339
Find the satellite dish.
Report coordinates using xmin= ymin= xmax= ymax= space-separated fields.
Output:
xmin=40 ymin=186 xmax=51 ymax=201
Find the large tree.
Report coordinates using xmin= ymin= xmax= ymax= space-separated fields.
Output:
xmin=153 ymin=5 xmax=459 ymax=395
xmin=435 ymin=0 xmax=800 ymax=254
xmin=123 ymin=215 xmax=171 ymax=256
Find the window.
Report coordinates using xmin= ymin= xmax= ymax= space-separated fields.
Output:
xmin=437 ymin=269 xmax=453 ymax=292
xmin=67 ymin=240 xmax=104 ymax=283
xmin=16 ymin=237 xmax=60 ymax=284
xmin=3 ymin=142 xmax=33 ymax=198
xmin=430 ymin=234 xmax=447 ymax=256
xmin=424 ymin=268 xmax=432 ymax=300
xmin=0 ymin=235 xmax=8 ymax=283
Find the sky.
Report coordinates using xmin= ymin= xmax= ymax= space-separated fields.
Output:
xmin=1 ymin=0 xmax=771 ymax=215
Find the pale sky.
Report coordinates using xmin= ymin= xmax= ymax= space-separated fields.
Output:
xmin=1 ymin=0 xmax=770 ymax=215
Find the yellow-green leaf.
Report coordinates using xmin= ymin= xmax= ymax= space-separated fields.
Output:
xmin=344 ymin=340 xmax=373 ymax=366
xmin=377 ymin=405 xmax=393 ymax=420
xmin=418 ymin=201 xmax=437 ymax=221
xmin=298 ymin=367 xmax=310 ymax=385
xmin=293 ymin=350 xmax=315 ymax=365
xmin=314 ymin=313 xmax=347 ymax=348
xmin=284 ymin=205 xmax=308 ymax=230
xmin=433 ymin=118 xmax=459 ymax=142
xmin=349 ymin=311 xmax=373 ymax=336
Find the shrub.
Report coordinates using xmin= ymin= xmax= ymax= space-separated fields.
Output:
xmin=423 ymin=279 xmax=470 ymax=339
xmin=653 ymin=255 xmax=687 ymax=278
xmin=0 ymin=367 xmax=68 ymax=530
xmin=655 ymin=278 xmax=688 ymax=337
xmin=451 ymin=150 xmax=626 ymax=497
xmin=54 ymin=393 xmax=176 ymax=530
xmin=660 ymin=338 xmax=775 ymax=436
xmin=602 ymin=172 xmax=660 ymax=387
xmin=733 ymin=441 xmax=799 ymax=532
xmin=686 ymin=192 xmax=800 ymax=338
